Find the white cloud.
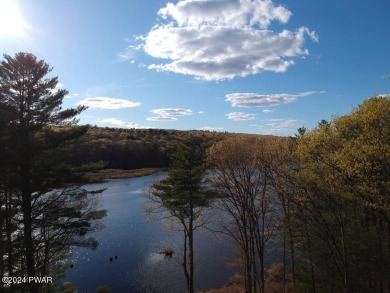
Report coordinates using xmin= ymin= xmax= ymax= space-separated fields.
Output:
xmin=97 ymin=118 xmax=152 ymax=129
xmin=158 ymin=0 xmax=291 ymax=28
xmin=226 ymin=91 xmax=322 ymax=107
xmin=147 ymin=108 xmax=193 ymax=122
xmin=136 ymin=0 xmax=318 ymax=80
xmin=151 ymin=108 xmax=193 ymax=117
xmin=147 ymin=116 xmax=178 ymax=121
xmin=117 ymin=45 xmax=141 ymax=62
xmin=226 ymin=112 xmax=256 ymax=121
xmin=77 ymin=97 xmax=141 ymax=109
xmin=262 ymin=109 xmax=274 ymax=113
xmin=65 ymin=93 xmax=80 ymax=99
xmin=55 ymin=82 xmax=64 ymax=88
xmin=199 ymin=126 xmax=225 ymax=131
xmin=262 ymin=118 xmax=300 ymax=134
xmin=249 ymin=124 xmax=263 ymax=128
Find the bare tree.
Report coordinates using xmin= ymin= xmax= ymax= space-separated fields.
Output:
xmin=207 ymin=136 xmax=281 ymax=293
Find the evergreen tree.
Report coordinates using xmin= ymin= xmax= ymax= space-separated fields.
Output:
xmin=0 ymin=52 xmax=106 ymax=293
xmin=147 ymin=142 xmax=211 ymax=293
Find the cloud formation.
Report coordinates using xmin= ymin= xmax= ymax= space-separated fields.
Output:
xmin=158 ymin=0 xmax=291 ymax=28
xmin=264 ymin=118 xmax=300 ymax=134
xmin=199 ymin=126 xmax=224 ymax=131
xmin=147 ymin=116 xmax=178 ymax=122
xmin=226 ymin=91 xmax=322 ymax=107
xmin=77 ymin=97 xmax=141 ymax=109
xmin=98 ymin=118 xmax=151 ymax=129
xmin=138 ymin=0 xmax=318 ymax=80
xmin=226 ymin=112 xmax=256 ymax=121
xmin=147 ymin=108 xmax=193 ymax=122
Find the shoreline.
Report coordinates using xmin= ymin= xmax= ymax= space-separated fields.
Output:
xmin=86 ymin=168 xmax=162 ymax=181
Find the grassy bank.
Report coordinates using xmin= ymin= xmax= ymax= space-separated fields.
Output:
xmin=86 ymin=168 xmax=161 ymax=181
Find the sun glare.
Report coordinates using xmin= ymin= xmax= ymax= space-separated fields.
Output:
xmin=0 ymin=0 xmax=26 ymax=36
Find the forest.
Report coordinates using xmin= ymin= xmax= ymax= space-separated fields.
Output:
xmin=0 ymin=53 xmax=389 ymax=293
xmin=69 ymin=126 xmax=234 ymax=171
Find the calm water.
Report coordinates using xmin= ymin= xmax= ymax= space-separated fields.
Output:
xmin=63 ymin=173 xmax=235 ymax=293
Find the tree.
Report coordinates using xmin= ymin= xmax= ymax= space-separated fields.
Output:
xmin=0 ymin=52 xmax=106 ymax=293
xmin=292 ymin=96 xmax=390 ymax=292
xmin=334 ymin=96 xmax=390 ymax=214
xmin=261 ymin=136 xmax=299 ymax=290
xmin=208 ymin=136 xmax=283 ymax=293
xmin=147 ymin=141 xmax=212 ymax=293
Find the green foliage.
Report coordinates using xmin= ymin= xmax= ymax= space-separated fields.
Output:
xmin=148 ymin=141 xmax=212 ymax=293
xmin=293 ymin=96 xmax=390 ymax=292
xmin=334 ymin=97 xmax=390 ymax=213
xmin=153 ymin=142 xmax=209 ymax=214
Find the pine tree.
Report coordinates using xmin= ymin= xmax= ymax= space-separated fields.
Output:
xmin=0 ymin=52 xmax=105 ymax=293
xmin=148 ymin=142 xmax=211 ymax=293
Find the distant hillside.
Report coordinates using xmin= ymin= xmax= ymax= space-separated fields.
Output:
xmin=70 ymin=126 xmax=246 ymax=170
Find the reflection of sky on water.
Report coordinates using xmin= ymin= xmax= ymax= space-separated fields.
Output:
xmin=128 ymin=252 xmax=185 ymax=293
xmin=63 ymin=173 xmax=235 ymax=293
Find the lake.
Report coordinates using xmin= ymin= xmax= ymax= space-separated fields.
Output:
xmin=63 ymin=172 xmax=236 ymax=293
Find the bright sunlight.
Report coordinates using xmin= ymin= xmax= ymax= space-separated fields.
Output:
xmin=0 ymin=0 xmax=25 ymax=36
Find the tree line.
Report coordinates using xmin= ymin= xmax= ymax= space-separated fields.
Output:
xmin=69 ymin=126 xmax=235 ymax=170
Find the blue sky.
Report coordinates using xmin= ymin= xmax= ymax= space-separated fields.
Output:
xmin=1 ymin=0 xmax=389 ymax=135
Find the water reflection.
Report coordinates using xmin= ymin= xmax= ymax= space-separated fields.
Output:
xmin=63 ymin=173 xmax=234 ymax=293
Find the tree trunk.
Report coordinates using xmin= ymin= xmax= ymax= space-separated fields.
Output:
xmin=282 ymin=232 xmax=286 ymax=293
xmin=21 ymin=164 xmax=38 ymax=293
xmin=243 ymin=220 xmax=252 ymax=293
xmin=182 ymin=231 xmax=190 ymax=292
xmin=288 ymin=214 xmax=296 ymax=286
xmin=304 ymin=222 xmax=316 ymax=293
xmin=5 ymin=189 xmax=15 ymax=293
xmin=250 ymin=231 xmax=259 ymax=293
xmin=189 ymin=217 xmax=194 ymax=293
xmin=0 ymin=192 xmax=4 ymax=293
